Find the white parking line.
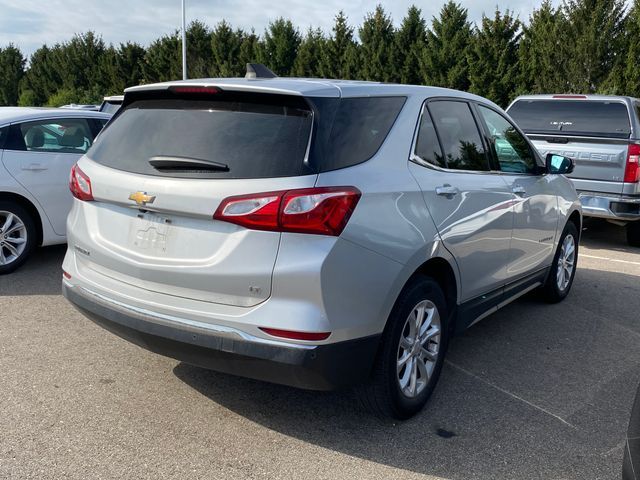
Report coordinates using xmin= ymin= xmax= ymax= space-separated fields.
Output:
xmin=581 ymin=254 xmax=640 ymax=266
xmin=446 ymin=361 xmax=577 ymax=429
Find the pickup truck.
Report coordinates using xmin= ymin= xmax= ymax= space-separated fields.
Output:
xmin=507 ymin=95 xmax=640 ymax=246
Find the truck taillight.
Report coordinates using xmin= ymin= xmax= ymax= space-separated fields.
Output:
xmin=213 ymin=186 xmax=361 ymax=236
xmin=625 ymin=144 xmax=640 ymax=183
xmin=69 ymin=164 xmax=94 ymax=201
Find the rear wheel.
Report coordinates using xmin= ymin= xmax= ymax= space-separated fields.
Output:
xmin=541 ymin=222 xmax=578 ymax=303
xmin=627 ymin=221 xmax=640 ymax=247
xmin=358 ymin=276 xmax=449 ymax=419
xmin=0 ymin=202 xmax=36 ymax=275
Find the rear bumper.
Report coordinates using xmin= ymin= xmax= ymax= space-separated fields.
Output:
xmin=62 ymin=282 xmax=380 ymax=391
xmin=578 ymin=192 xmax=640 ymax=221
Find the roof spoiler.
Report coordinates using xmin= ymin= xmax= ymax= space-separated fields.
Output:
xmin=245 ymin=63 xmax=277 ymax=79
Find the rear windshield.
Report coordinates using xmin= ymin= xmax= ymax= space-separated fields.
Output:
xmin=88 ymin=91 xmax=405 ymax=179
xmin=508 ymin=99 xmax=631 ymax=138
xmin=88 ymin=93 xmax=314 ymax=179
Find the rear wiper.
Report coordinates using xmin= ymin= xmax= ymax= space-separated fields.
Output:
xmin=148 ymin=156 xmax=229 ymax=172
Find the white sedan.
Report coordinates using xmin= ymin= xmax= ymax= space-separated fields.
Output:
xmin=0 ymin=108 xmax=111 ymax=273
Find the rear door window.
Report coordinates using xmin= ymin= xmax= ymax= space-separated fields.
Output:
xmin=508 ymin=99 xmax=631 ymax=138
xmin=89 ymin=93 xmax=314 ymax=179
xmin=0 ymin=126 xmax=8 ymax=149
xmin=428 ymin=100 xmax=490 ymax=171
xmin=18 ymin=118 xmax=94 ymax=154
xmin=414 ymin=109 xmax=445 ymax=168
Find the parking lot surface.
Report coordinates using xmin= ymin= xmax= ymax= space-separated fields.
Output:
xmin=1 ymin=220 xmax=639 ymax=479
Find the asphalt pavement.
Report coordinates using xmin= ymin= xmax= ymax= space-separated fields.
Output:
xmin=1 ymin=219 xmax=639 ymax=479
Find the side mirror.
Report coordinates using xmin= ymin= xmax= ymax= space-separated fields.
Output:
xmin=546 ymin=153 xmax=574 ymax=175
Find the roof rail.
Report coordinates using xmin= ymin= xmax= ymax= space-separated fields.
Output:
xmin=245 ymin=63 xmax=277 ymax=79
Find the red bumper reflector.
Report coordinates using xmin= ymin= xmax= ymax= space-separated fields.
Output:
xmin=62 ymin=270 xmax=71 ymax=280
xmin=259 ymin=327 xmax=331 ymax=341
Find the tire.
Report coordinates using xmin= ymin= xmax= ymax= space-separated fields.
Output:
xmin=541 ymin=221 xmax=579 ymax=303
xmin=0 ymin=201 xmax=36 ymax=275
xmin=358 ymin=276 xmax=449 ymax=419
xmin=627 ymin=221 xmax=640 ymax=248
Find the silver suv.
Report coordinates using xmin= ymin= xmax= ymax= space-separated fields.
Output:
xmin=508 ymin=95 xmax=640 ymax=246
xmin=62 ymin=71 xmax=582 ymax=418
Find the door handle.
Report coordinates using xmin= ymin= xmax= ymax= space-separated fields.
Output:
xmin=22 ymin=163 xmax=48 ymax=171
xmin=435 ymin=185 xmax=459 ymax=197
xmin=512 ymin=186 xmax=526 ymax=196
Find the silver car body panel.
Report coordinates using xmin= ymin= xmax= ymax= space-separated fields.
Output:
xmin=63 ymin=79 xmax=580 ymax=353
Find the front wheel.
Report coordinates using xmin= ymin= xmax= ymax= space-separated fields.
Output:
xmin=540 ymin=222 xmax=579 ymax=303
xmin=358 ymin=276 xmax=449 ymax=419
xmin=0 ymin=202 xmax=36 ymax=275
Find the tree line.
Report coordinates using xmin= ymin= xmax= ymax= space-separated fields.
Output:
xmin=0 ymin=0 xmax=637 ymax=109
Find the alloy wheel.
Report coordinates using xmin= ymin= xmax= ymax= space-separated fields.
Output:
xmin=556 ymin=234 xmax=576 ymax=292
xmin=396 ymin=299 xmax=441 ymax=398
xmin=0 ymin=211 xmax=28 ymax=266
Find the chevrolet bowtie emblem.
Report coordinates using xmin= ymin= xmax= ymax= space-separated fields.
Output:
xmin=128 ymin=191 xmax=156 ymax=206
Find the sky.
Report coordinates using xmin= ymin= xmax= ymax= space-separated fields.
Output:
xmin=0 ymin=0 xmax=562 ymax=57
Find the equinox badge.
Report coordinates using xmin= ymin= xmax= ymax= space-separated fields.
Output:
xmin=129 ymin=191 xmax=156 ymax=207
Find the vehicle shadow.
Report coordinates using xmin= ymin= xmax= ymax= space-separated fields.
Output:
xmin=580 ymin=218 xmax=636 ymax=254
xmin=0 ymin=244 xmax=66 ymax=296
xmin=173 ymin=266 xmax=640 ymax=479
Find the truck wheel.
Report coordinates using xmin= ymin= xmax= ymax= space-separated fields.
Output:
xmin=627 ymin=221 xmax=640 ymax=247
xmin=541 ymin=222 xmax=579 ymax=303
xmin=0 ymin=202 xmax=36 ymax=275
xmin=358 ymin=276 xmax=449 ymax=419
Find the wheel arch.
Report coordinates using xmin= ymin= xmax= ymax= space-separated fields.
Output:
xmin=385 ymin=256 xmax=459 ymax=336
xmin=0 ymin=191 xmax=44 ymax=246
xmin=567 ymin=209 xmax=582 ymax=239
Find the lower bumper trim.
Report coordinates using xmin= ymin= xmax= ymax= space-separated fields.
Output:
xmin=63 ymin=283 xmax=380 ymax=391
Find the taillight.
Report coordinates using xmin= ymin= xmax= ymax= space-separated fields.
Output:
xmin=625 ymin=144 xmax=640 ymax=183
xmin=259 ymin=327 xmax=331 ymax=341
xmin=213 ymin=186 xmax=361 ymax=236
xmin=69 ymin=164 xmax=94 ymax=201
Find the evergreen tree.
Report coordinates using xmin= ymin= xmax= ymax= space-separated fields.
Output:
xmin=211 ymin=21 xmax=244 ymax=77
xmin=102 ymin=42 xmax=145 ymax=94
xmin=359 ymin=5 xmax=396 ymax=82
xmin=420 ymin=1 xmax=473 ymax=90
xmin=623 ymin=0 xmax=640 ymax=96
xmin=563 ymin=0 xmax=627 ymax=93
xmin=0 ymin=44 xmax=25 ymax=105
xmin=393 ymin=6 xmax=427 ymax=85
xmin=186 ymin=20 xmax=214 ymax=78
xmin=319 ymin=11 xmax=359 ymax=79
xmin=55 ymin=32 xmax=108 ymax=94
xmin=142 ymin=31 xmax=181 ymax=83
xmin=468 ymin=9 xmax=521 ymax=107
xmin=21 ymin=45 xmax=63 ymax=105
xmin=293 ymin=28 xmax=326 ymax=77
xmin=261 ymin=18 xmax=301 ymax=75
xmin=518 ymin=1 xmax=569 ymax=94
xmin=238 ymin=29 xmax=261 ymax=73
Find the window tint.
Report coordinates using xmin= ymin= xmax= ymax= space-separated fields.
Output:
xmin=428 ymin=101 xmax=489 ymax=171
xmin=414 ymin=109 xmax=445 ymax=168
xmin=507 ymin=99 xmax=631 ymax=138
xmin=0 ymin=126 xmax=8 ymax=149
xmin=478 ymin=106 xmax=538 ymax=174
xmin=89 ymin=94 xmax=313 ymax=179
xmin=322 ymin=96 xmax=406 ymax=171
xmin=18 ymin=118 xmax=94 ymax=154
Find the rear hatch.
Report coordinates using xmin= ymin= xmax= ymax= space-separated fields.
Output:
xmin=508 ymin=98 xmax=633 ymax=194
xmin=76 ymin=87 xmax=317 ymax=307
